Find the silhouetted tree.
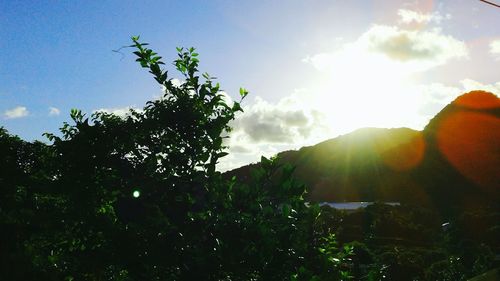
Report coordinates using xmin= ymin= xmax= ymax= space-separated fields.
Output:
xmin=0 ymin=37 xmax=348 ymax=280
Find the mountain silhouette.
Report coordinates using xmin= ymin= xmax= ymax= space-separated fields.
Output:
xmin=227 ymin=91 xmax=500 ymax=213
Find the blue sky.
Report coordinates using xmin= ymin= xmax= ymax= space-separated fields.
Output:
xmin=1 ymin=0 xmax=499 ymax=170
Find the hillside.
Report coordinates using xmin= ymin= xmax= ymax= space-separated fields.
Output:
xmin=227 ymin=91 xmax=500 ymax=212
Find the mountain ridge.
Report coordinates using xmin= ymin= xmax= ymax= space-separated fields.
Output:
xmin=227 ymin=91 xmax=499 ymax=213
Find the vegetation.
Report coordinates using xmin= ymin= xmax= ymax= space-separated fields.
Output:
xmin=315 ymin=204 xmax=499 ymax=280
xmin=0 ymin=38 xmax=348 ymax=280
xmin=0 ymin=38 xmax=497 ymax=280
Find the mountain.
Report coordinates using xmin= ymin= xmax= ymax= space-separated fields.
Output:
xmin=227 ymin=91 xmax=500 ymax=213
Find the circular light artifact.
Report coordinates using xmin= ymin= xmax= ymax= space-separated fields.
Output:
xmin=132 ymin=190 xmax=140 ymax=198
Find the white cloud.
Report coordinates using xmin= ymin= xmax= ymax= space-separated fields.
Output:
xmin=417 ymin=83 xmax=463 ymax=117
xmin=417 ymin=79 xmax=500 ymax=120
xmin=229 ymin=144 xmax=253 ymax=154
xmin=489 ymin=39 xmax=500 ymax=60
xmin=3 ymin=106 xmax=29 ymax=119
xmin=48 ymin=107 xmax=60 ymax=116
xmin=398 ymin=9 xmax=450 ymax=24
xmin=306 ymin=25 xmax=467 ymax=73
xmin=218 ymin=92 xmax=331 ymax=171
xmin=231 ymin=95 xmax=329 ymax=144
xmin=460 ymin=79 xmax=500 ymax=95
xmin=364 ymin=25 xmax=467 ymax=67
xmin=218 ymin=143 xmax=276 ymax=172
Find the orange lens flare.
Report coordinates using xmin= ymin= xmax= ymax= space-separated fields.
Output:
xmin=454 ymin=90 xmax=500 ymax=110
xmin=437 ymin=111 xmax=500 ymax=192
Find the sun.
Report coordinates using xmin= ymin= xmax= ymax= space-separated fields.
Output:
xmin=309 ymin=48 xmax=425 ymax=135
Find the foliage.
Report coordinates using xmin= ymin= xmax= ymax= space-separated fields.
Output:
xmin=310 ymin=203 xmax=498 ymax=281
xmin=1 ymin=37 xmax=497 ymax=281
xmin=0 ymin=127 xmax=58 ymax=280
xmin=0 ymin=38 xmax=350 ymax=280
xmin=36 ymin=37 xmax=254 ymax=280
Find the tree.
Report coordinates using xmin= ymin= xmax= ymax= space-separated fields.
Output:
xmin=0 ymin=37 xmax=351 ymax=280
xmin=25 ymin=36 xmax=248 ymax=280
xmin=0 ymin=128 xmax=55 ymax=280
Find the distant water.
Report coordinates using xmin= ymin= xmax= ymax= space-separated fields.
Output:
xmin=319 ymin=202 xmax=400 ymax=210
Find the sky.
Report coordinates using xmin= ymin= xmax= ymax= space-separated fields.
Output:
xmin=1 ymin=0 xmax=499 ymax=170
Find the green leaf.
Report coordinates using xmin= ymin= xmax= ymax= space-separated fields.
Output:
xmin=239 ymin=87 xmax=249 ymax=98
xmin=232 ymin=102 xmax=242 ymax=112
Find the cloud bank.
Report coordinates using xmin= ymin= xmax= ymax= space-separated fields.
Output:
xmin=231 ymin=96 xmax=326 ymax=144
xmin=305 ymin=24 xmax=468 ymax=73
xmin=365 ymin=25 xmax=467 ymax=65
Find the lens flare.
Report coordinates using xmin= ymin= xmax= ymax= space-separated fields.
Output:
xmin=133 ymin=190 xmax=141 ymax=198
xmin=437 ymin=95 xmax=500 ymax=192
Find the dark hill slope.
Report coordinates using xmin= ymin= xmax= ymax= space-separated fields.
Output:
xmin=230 ymin=127 xmax=427 ymax=203
xmin=227 ymin=91 xmax=499 ymax=211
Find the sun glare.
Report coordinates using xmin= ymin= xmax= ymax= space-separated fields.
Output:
xmin=311 ymin=48 xmax=424 ymax=134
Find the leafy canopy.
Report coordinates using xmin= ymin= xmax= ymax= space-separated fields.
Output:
xmin=0 ymin=37 xmax=342 ymax=280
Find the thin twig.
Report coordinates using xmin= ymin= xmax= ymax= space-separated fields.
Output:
xmin=112 ymin=45 xmax=129 ymax=61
